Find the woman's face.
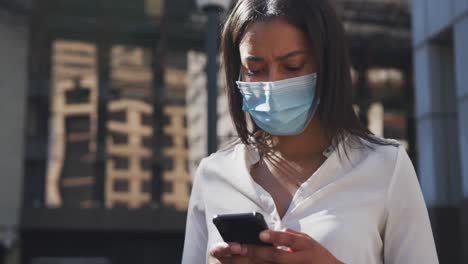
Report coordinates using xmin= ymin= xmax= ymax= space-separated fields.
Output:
xmin=239 ymin=17 xmax=317 ymax=82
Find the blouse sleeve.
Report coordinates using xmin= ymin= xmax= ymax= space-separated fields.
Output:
xmin=181 ymin=159 xmax=209 ymax=264
xmin=383 ymin=146 xmax=439 ymax=263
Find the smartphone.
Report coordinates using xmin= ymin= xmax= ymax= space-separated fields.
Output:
xmin=212 ymin=212 xmax=273 ymax=246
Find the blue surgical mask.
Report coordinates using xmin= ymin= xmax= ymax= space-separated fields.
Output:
xmin=236 ymin=73 xmax=319 ymax=136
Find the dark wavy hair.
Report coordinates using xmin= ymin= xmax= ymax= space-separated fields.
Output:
xmin=221 ymin=0 xmax=393 ymax=154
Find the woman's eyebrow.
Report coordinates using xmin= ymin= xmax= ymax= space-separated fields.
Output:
xmin=244 ymin=55 xmax=264 ymax=62
xmin=243 ymin=50 xmax=307 ymax=62
xmin=276 ymin=50 xmax=307 ymax=61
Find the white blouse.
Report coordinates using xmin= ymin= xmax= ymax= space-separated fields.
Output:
xmin=181 ymin=139 xmax=439 ymax=264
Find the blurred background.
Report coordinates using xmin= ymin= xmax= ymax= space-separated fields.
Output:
xmin=0 ymin=0 xmax=467 ymax=263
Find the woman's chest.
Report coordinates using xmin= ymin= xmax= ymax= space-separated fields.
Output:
xmin=205 ymin=182 xmax=386 ymax=255
xmin=249 ymin=158 xmax=325 ymax=219
xmin=283 ymin=204 xmax=385 ymax=264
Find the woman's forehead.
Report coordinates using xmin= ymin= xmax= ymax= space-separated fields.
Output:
xmin=239 ymin=17 xmax=310 ymax=58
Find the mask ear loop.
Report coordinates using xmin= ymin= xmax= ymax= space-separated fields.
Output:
xmin=237 ymin=69 xmax=256 ymax=141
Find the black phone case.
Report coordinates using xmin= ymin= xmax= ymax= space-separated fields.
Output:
xmin=212 ymin=212 xmax=272 ymax=246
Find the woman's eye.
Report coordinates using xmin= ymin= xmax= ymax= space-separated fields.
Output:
xmin=285 ymin=65 xmax=303 ymax=72
xmin=246 ymin=69 xmax=263 ymax=76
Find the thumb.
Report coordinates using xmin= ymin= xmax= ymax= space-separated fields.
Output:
xmin=282 ymin=228 xmax=304 ymax=235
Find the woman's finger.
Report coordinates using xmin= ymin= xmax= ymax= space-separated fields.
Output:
xmin=241 ymin=245 xmax=299 ymax=263
xmin=209 ymin=242 xmax=230 ymax=258
xmin=282 ymin=228 xmax=306 ymax=236
xmin=259 ymin=230 xmax=312 ymax=251
xmin=210 ymin=242 xmax=242 ymax=258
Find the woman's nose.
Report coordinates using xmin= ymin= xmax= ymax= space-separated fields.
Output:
xmin=267 ymin=69 xmax=284 ymax=82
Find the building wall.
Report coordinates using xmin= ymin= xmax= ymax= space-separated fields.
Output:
xmin=412 ymin=0 xmax=468 ymax=262
xmin=0 ymin=3 xmax=29 ymax=250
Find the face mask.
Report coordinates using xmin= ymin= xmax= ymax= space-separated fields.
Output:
xmin=236 ymin=73 xmax=319 ymax=136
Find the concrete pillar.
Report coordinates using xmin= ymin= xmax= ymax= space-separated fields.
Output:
xmin=412 ymin=0 xmax=468 ymax=262
xmin=426 ymin=0 xmax=453 ymax=37
xmin=413 ymin=34 xmax=462 ymax=264
xmin=453 ymin=0 xmax=468 ymax=19
xmin=454 ymin=14 xmax=468 ymax=263
xmin=0 ymin=1 xmax=30 ymax=259
xmin=414 ymin=43 xmax=461 ymax=207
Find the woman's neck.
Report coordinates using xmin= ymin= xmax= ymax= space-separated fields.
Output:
xmin=271 ymin=115 xmax=329 ymax=162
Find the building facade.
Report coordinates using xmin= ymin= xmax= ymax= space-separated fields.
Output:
xmin=412 ymin=0 xmax=468 ymax=262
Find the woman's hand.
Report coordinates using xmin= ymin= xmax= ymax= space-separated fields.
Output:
xmin=239 ymin=228 xmax=344 ymax=264
xmin=208 ymin=242 xmax=273 ymax=264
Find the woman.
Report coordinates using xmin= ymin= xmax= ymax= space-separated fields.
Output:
xmin=182 ymin=0 xmax=438 ymax=263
